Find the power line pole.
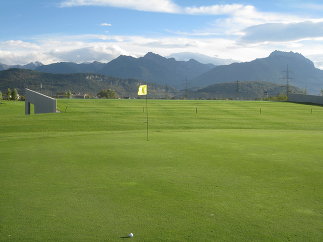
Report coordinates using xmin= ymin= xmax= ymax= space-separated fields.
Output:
xmin=282 ymin=65 xmax=292 ymax=98
xmin=286 ymin=65 xmax=289 ymax=98
xmin=185 ymin=78 xmax=188 ymax=100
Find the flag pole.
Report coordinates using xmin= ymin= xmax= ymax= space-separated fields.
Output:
xmin=138 ymin=84 xmax=149 ymax=141
xmin=146 ymin=88 xmax=149 ymax=141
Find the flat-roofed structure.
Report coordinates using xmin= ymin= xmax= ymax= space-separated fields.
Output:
xmin=25 ymin=88 xmax=57 ymax=115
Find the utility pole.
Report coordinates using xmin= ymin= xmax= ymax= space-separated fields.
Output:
xmin=185 ymin=78 xmax=188 ymax=99
xmin=51 ymin=79 xmax=54 ymax=97
xmin=286 ymin=65 xmax=289 ymax=98
xmin=264 ymin=90 xmax=268 ymax=99
xmin=236 ymin=80 xmax=240 ymax=99
xmin=283 ymin=65 xmax=292 ymax=98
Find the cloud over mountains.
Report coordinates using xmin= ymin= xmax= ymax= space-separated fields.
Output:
xmin=1 ymin=0 xmax=323 ymax=69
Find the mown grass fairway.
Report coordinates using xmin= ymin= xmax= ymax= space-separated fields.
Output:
xmin=1 ymin=99 xmax=323 ymax=241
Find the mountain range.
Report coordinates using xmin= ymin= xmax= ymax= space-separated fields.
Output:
xmin=0 ymin=62 xmax=43 ymax=71
xmin=192 ymin=51 xmax=323 ymax=94
xmin=168 ymin=52 xmax=236 ymax=65
xmin=0 ymin=50 xmax=322 ymax=95
xmin=35 ymin=52 xmax=214 ymax=88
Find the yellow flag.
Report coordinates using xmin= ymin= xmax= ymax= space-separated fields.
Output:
xmin=138 ymin=85 xmax=147 ymax=95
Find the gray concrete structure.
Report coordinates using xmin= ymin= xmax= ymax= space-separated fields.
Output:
xmin=25 ymin=88 xmax=57 ymax=115
xmin=288 ymin=94 xmax=323 ymax=105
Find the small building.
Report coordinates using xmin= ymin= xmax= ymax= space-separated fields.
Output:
xmin=25 ymin=88 xmax=57 ymax=115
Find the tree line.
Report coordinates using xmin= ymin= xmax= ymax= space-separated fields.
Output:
xmin=0 ymin=88 xmax=20 ymax=101
xmin=0 ymin=88 xmax=118 ymax=101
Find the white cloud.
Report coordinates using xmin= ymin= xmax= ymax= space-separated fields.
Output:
xmin=59 ymin=0 xmax=298 ymax=26
xmin=60 ymin=0 xmax=316 ymax=42
xmin=1 ymin=33 xmax=323 ymax=69
xmin=1 ymin=40 xmax=40 ymax=50
xmin=100 ymin=22 xmax=112 ymax=27
xmin=184 ymin=4 xmax=254 ymax=15
xmin=154 ymin=3 xmax=303 ymax=39
xmin=241 ymin=21 xmax=323 ymax=42
xmin=60 ymin=0 xmax=180 ymax=13
xmin=308 ymin=54 xmax=323 ymax=69
xmin=50 ymin=47 xmax=115 ymax=63
xmin=0 ymin=37 xmax=130 ymax=64
xmin=0 ymin=35 xmax=238 ymax=65
xmin=2 ymin=1 xmax=323 ymax=69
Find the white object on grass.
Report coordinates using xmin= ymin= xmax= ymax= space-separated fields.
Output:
xmin=128 ymin=233 xmax=134 ymax=238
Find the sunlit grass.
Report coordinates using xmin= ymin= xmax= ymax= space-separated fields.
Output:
xmin=1 ymin=99 xmax=322 ymax=241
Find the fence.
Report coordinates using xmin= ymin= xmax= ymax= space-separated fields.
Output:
xmin=288 ymin=94 xmax=323 ymax=105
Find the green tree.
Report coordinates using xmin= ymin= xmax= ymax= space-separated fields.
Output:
xmin=11 ymin=88 xmax=19 ymax=100
xmin=0 ymin=91 xmax=2 ymax=100
xmin=269 ymin=94 xmax=288 ymax=101
xmin=65 ymin=90 xmax=72 ymax=99
xmin=7 ymin=88 xmax=11 ymax=100
xmin=97 ymin=89 xmax=117 ymax=99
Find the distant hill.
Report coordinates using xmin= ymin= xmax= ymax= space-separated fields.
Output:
xmin=0 ymin=64 xmax=10 ymax=71
xmin=0 ymin=69 xmax=175 ymax=98
xmin=192 ymin=51 xmax=323 ymax=94
xmin=168 ymin=52 xmax=236 ymax=65
xmin=2 ymin=50 xmax=322 ymax=95
xmin=97 ymin=52 xmax=214 ymax=88
xmin=0 ymin=62 xmax=43 ymax=71
xmin=35 ymin=52 xmax=214 ymax=88
xmin=0 ymin=69 xmax=306 ymax=100
xmin=190 ymin=81 xmax=303 ymax=100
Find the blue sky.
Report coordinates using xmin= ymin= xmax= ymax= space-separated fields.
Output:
xmin=1 ymin=0 xmax=323 ymax=68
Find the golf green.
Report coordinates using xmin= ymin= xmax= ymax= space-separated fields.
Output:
xmin=1 ymin=99 xmax=322 ymax=241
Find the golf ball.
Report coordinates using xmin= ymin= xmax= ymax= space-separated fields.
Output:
xmin=128 ymin=233 xmax=134 ymax=238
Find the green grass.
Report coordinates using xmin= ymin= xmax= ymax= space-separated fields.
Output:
xmin=1 ymin=99 xmax=323 ymax=241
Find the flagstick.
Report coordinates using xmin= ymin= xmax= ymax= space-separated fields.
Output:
xmin=138 ymin=84 xmax=149 ymax=141
xmin=146 ymin=93 xmax=149 ymax=141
